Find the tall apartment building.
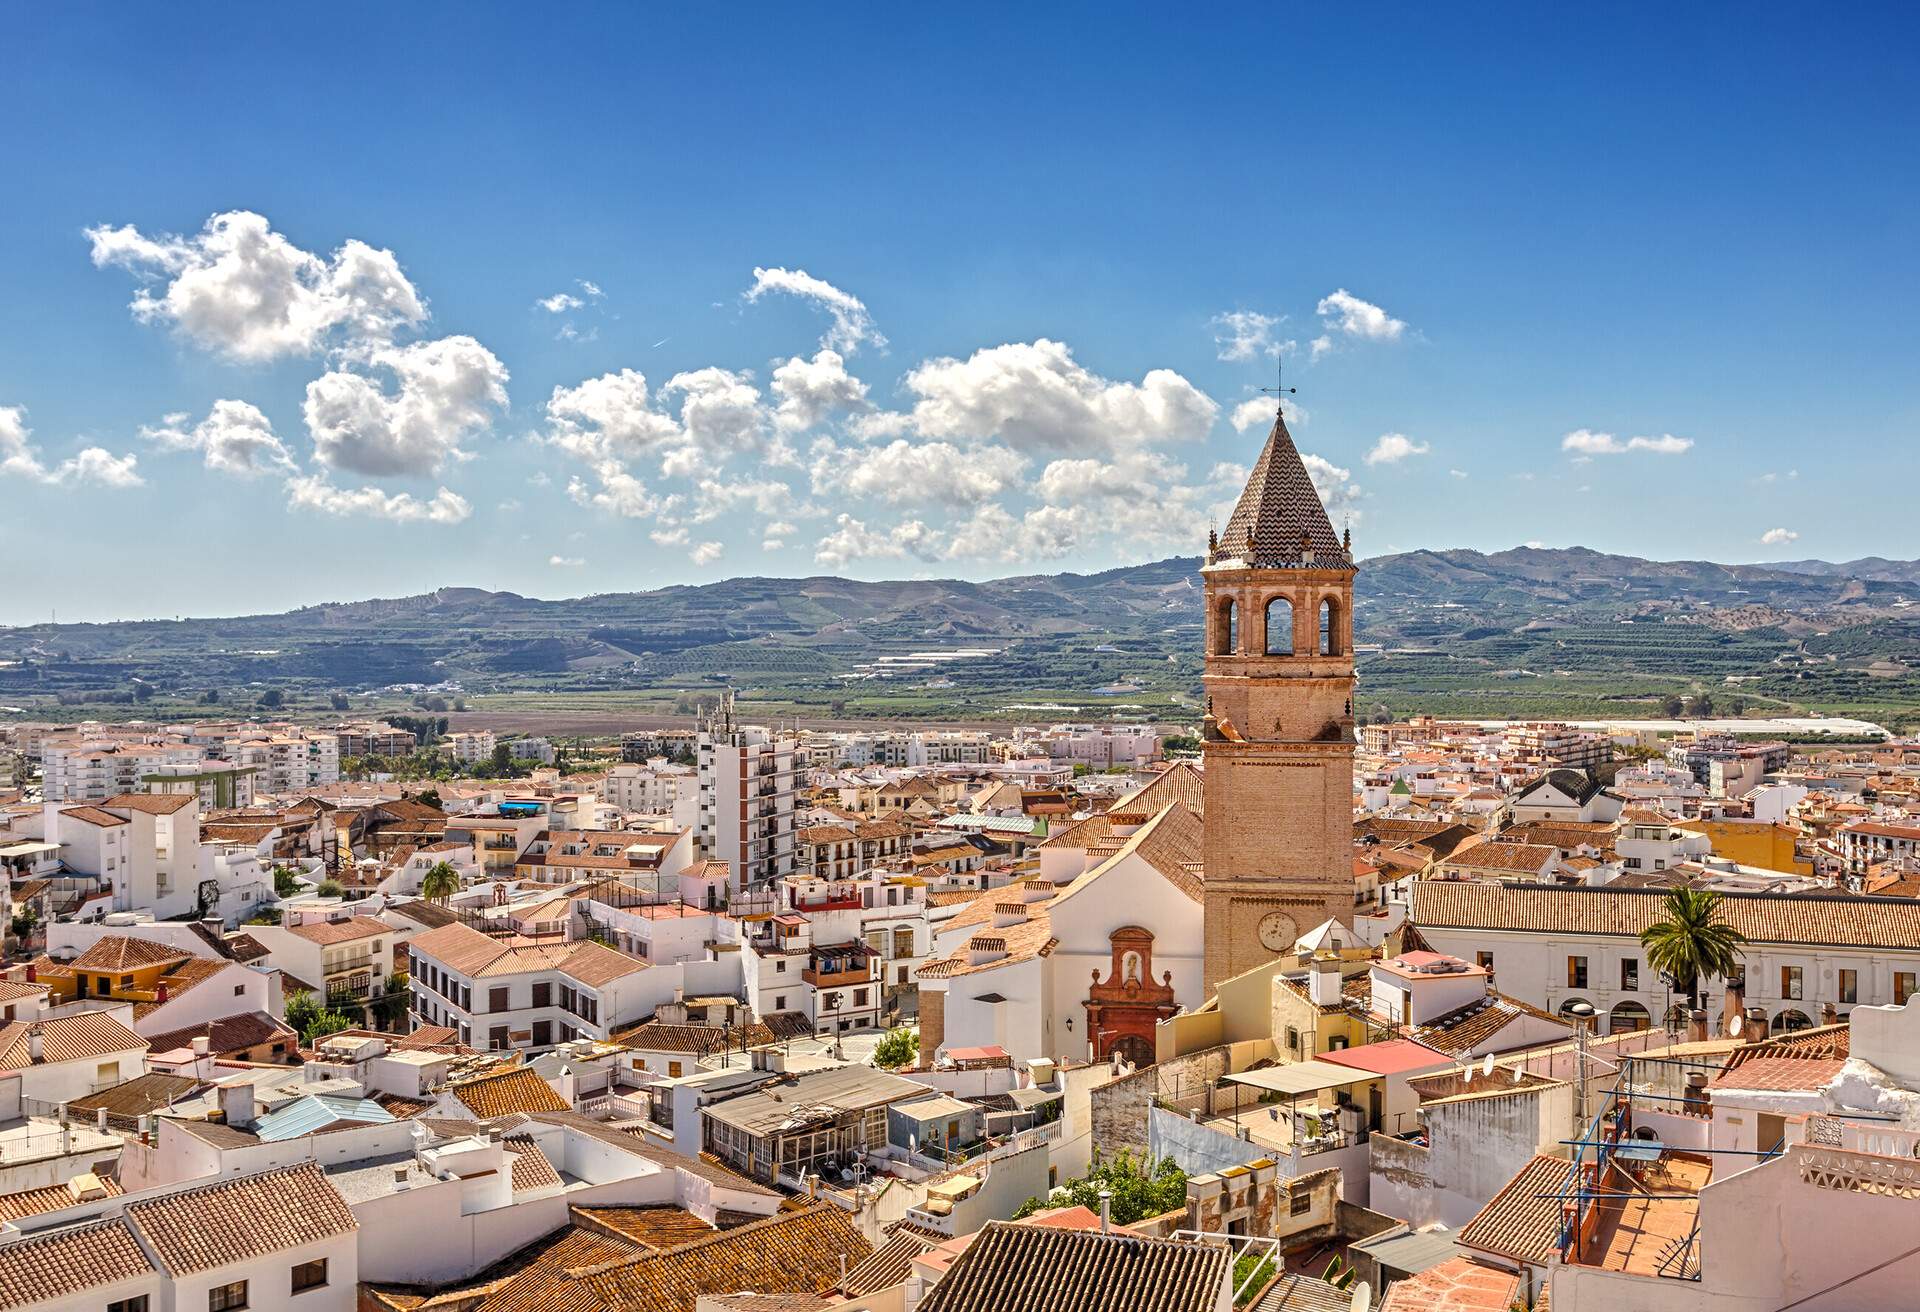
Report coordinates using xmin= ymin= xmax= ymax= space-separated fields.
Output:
xmin=1669 ymin=735 xmax=1791 ymax=790
xmin=1504 ymin=721 xmax=1614 ymax=773
xmin=697 ymin=711 xmax=804 ymax=894
xmin=602 ymin=759 xmax=697 ymax=816
xmin=444 ymin=730 xmax=497 ymax=765
xmin=327 ymin=722 xmax=419 ymax=758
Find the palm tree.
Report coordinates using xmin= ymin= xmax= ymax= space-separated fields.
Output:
xmin=420 ymin=860 xmax=461 ymax=905
xmin=1640 ymin=888 xmax=1748 ymax=1010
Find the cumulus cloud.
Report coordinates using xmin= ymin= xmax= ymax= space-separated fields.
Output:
xmin=285 ymin=474 xmax=470 ymax=524
xmin=87 ymin=211 xmax=426 ymax=361
xmin=1316 ymin=289 xmax=1408 ymax=344
xmin=545 ymin=369 xmax=683 ymax=464
xmin=661 ymin=367 xmax=768 ymax=478
xmin=1302 ymin=453 xmax=1363 ymax=523
xmin=1229 ymin=397 xmax=1305 ymax=433
xmin=0 ymin=404 xmax=143 ymax=488
xmin=538 ymin=293 xmax=583 ymax=314
xmin=140 ymin=399 xmax=297 ymax=476
xmin=689 ymin=541 xmax=724 ymax=566
xmin=1560 ymin=429 xmax=1693 ymax=456
xmin=568 ymin=465 xmax=660 ymax=519
xmin=901 ymin=339 xmax=1216 ymax=456
xmin=814 ymin=513 xmax=944 ymax=569
xmin=1449 ymin=468 xmax=1469 ymax=479
xmin=1364 ymin=433 xmax=1429 ymax=466
xmin=1210 ymin=310 xmax=1289 ymax=362
xmin=771 ymin=349 xmax=869 ymax=432
xmin=810 ymin=437 xmax=1027 ymax=506
xmin=762 ymin=519 xmax=797 ymax=551
xmin=549 ymin=554 xmax=586 ymax=567
xmin=1760 ymin=527 xmax=1799 ymax=546
xmin=745 ymin=267 xmax=885 ymax=354
xmin=305 ymin=336 xmax=509 ymax=477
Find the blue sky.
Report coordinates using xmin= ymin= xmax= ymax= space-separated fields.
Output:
xmin=2 ymin=4 xmax=1916 ymax=624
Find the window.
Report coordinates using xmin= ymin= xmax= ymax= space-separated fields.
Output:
xmin=1476 ymin=952 xmax=1493 ymax=971
xmin=109 ymin=1298 xmax=149 ymax=1312
xmin=96 ymin=1060 xmax=119 ymax=1085
xmin=1215 ymin=600 xmax=1238 ymax=656
xmin=1839 ymin=969 xmax=1858 ymax=1005
xmin=489 ymin=1025 xmax=509 ymax=1050
xmin=121 ymin=974 xmax=135 ymax=988
xmin=532 ymin=981 xmax=551 ymax=1008
xmin=532 ymin=1020 xmax=551 ymax=1047
xmin=1290 ymin=1190 xmax=1312 ymax=1216
xmin=668 ymin=1060 xmax=683 ymax=1077
xmin=1319 ymin=599 xmax=1337 ymax=656
xmin=1781 ymin=966 xmax=1803 ymax=1001
xmin=1263 ymin=596 xmax=1294 ymax=656
xmin=234 ymin=983 xmax=246 ymax=996
xmin=209 ymin=1281 xmax=249 ymax=1311
xmin=291 ymin=1258 xmax=328 ymax=1294
xmin=1620 ymin=958 xmax=1639 ymax=991
xmin=1285 ymin=1026 xmax=1300 ymax=1053
xmin=854 ymin=988 xmax=869 ymax=1007
xmin=490 ymin=986 xmax=510 ymax=1012
xmin=774 ymin=994 xmax=786 ymax=1010
xmin=1567 ymin=956 xmax=1588 ymax=989
xmin=1898 ymin=973 xmax=1916 ymax=1006
xmin=776 ymin=959 xmax=787 ymax=973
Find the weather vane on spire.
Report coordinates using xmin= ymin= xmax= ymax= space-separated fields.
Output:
xmin=1259 ymin=355 xmax=1295 ymax=417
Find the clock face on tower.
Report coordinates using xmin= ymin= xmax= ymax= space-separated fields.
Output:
xmin=1257 ymin=911 xmax=1298 ymax=952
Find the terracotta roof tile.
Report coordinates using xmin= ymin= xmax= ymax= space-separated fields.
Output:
xmin=0 ymin=1174 xmax=124 ymax=1222
xmin=915 ymin=1220 xmax=1230 ymax=1312
xmin=1458 ymin=1154 xmax=1570 ymax=1265
xmin=0 ymin=1010 xmax=146 ymax=1071
xmin=450 ymin=1066 xmax=570 ymax=1118
xmin=284 ymin=915 xmax=392 ymax=945
xmin=581 ymin=1204 xmax=872 ymax=1310
xmin=0 ymin=1217 xmax=154 ymax=1308
xmin=507 ymin=1136 xmax=565 ymax=1193
xmin=1213 ymin=413 xmax=1349 ymax=568
xmin=126 ymin=1161 xmax=357 ymax=1274
xmin=69 ymin=934 xmax=192 ymax=971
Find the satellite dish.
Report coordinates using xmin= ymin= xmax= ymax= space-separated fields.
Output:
xmin=1482 ymin=1053 xmax=1496 ymax=1077
xmin=1728 ymin=1011 xmax=1745 ymax=1038
xmin=1350 ymin=1281 xmax=1372 ymax=1312
xmin=1460 ymin=1064 xmax=1474 ymax=1084
xmin=1512 ymin=1064 xmax=1526 ymax=1083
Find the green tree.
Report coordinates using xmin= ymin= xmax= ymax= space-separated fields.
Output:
xmin=1161 ymin=735 xmax=1201 ymax=755
xmin=1013 ymin=1152 xmax=1187 ymax=1226
xmin=200 ymin=688 xmax=222 ymax=705
xmin=1661 ymin=694 xmax=1685 ymax=718
xmin=329 ymin=692 xmax=351 ymax=711
xmin=413 ymin=788 xmax=443 ymax=810
xmin=315 ymin=878 xmax=346 ymax=899
xmin=872 ymin=1027 xmax=917 ymax=1068
xmin=488 ymin=742 xmax=513 ymax=776
xmin=132 ymin=681 xmax=154 ymax=703
xmin=272 ymin=866 xmax=304 ymax=899
xmin=1686 ymin=691 xmax=1716 ymax=718
xmin=1640 ymin=888 xmax=1749 ymax=1010
xmin=258 ymin=688 xmax=285 ymax=709
xmin=420 ymin=860 xmax=461 ymax=904
xmin=375 ymin=972 xmax=411 ymax=1029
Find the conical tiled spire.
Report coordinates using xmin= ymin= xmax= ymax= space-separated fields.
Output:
xmin=1213 ymin=411 xmax=1349 ymax=567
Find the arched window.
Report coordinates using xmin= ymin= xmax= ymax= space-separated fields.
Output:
xmin=1772 ymin=1008 xmax=1813 ymax=1034
xmin=1215 ymin=600 xmax=1238 ymax=656
xmin=1609 ymin=1001 xmax=1651 ymax=1034
xmin=1263 ymin=596 xmax=1294 ymax=656
xmin=1319 ymin=598 xmax=1339 ymax=656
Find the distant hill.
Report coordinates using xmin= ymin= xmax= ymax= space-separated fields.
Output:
xmin=4 ymin=547 xmax=1917 ymax=729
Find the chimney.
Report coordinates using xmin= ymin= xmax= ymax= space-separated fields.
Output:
xmin=392 ymin=1164 xmax=411 ymax=1191
xmin=191 ymin=1035 xmax=211 ymax=1058
xmin=97 ymin=1107 xmax=109 ymax=1132
xmin=1688 ymin=1009 xmax=1709 ymax=1044
xmin=1743 ymin=1006 xmax=1769 ymax=1045
xmin=1683 ymin=1071 xmax=1711 ymax=1117
xmin=23 ymin=964 xmax=34 ymax=983
xmin=1820 ymin=1002 xmax=1839 ymax=1027
xmin=1308 ymin=959 xmax=1343 ymax=1008
xmin=218 ymin=1080 xmax=257 ymax=1129
xmin=155 ymin=983 xmax=168 ymax=1004
xmin=27 ymin=1028 xmax=42 ymax=1063
xmin=1098 ymin=1188 xmax=1113 ymax=1234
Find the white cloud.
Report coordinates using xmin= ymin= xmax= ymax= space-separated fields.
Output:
xmin=771 ymin=349 xmax=869 ymax=432
xmin=1315 ymin=289 xmax=1407 ymax=344
xmin=88 ymin=211 xmax=426 ymax=361
xmin=285 ymin=474 xmax=470 ymax=524
xmin=1364 ymin=433 xmax=1429 ymax=466
xmin=762 ymin=519 xmax=798 ymax=551
xmin=579 ymin=280 xmax=604 ymax=299
xmin=661 ymin=367 xmax=767 ymax=477
xmin=650 ymin=525 xmax=689 ymax=546
xmin=813 ymin=513 xmax=946 ymax=569
xmin=545 ymin=369 xmax=683 ymax=463
xmin=538 ymin=292 xmax=583 ymax=313
xmin=744 ymin=267 xmax=885 ymax=354
xmin=1302 ymin=454 xmax=1363 ymax=523
xmin=1560 ymin=429 xmax=1693 ymax=456
xmin=902 ymin=339 xmax=1216 ymax=456
xmin=1210 ymin=310 xmax=1288 ymax=362
xmin=0 ymin=404 xmax=143 ymax=488
xmin=690 ymin=477 xmax=798 ymax=523
xmin=811 ymin=437 xmax=1027 ymax=506
xmin=1760 ymin=527 xmax=1799 ymax=546
xmin=568 ymin=465 xmax=661 ymax=519
xmin=549 ymin=554 xmax=586 ymax=567
xmin=1758 ymin=468 xmax=1800 ymax=484
xmin=1449 ymin=468 xmax=1469 ymax=479
xmin=140 ymin=399 xmax=297 ymax=476
xmin=690 ymin=541 xmax=724 ymax=567
xmin=305 ymin=336 xmax=508 ymax=477
xmin=1229 ymin=397 xmax=1305 ymax=433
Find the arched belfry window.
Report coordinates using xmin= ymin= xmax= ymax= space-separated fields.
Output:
xmin=1215 ymin=600 xmax=1238 ymax=656
xmin=1264 ymin=597 xmax=1294 ymax=656
xmin=1319 ymin=598 xmax=1339 ymax=656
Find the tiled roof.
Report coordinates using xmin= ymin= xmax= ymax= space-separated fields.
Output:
xmin=285 ymin=915 xmax=391 ymax=945
xmin=1108 ymin=762 xmax=1206 ymax=823
xmin=837 ymin=1228 xmax=936 ymax=1296
xmin=571 ymin=1205 xmax=722 ymax=1251
xmin=126 ymin=1161 xmax=357 ymax=1274
xmin=59 ymin=805 xmax=129 ymax=828
xmin=102 ymin=792 xmax=199 ymax=814
xmin=1377 ymin=1255 xmax=1522 ymax=1312
xmin=69 ymin=934 xmax=191 ymax=971
xmin=0 ymin=1010 xmax=146 ymax=1070
xmin=450 ymin=1066 xmax=570 ymax=1118
xmin=1412 ymin=880 xmax=1920 ymax=949
xmin=507 ymin=1135 xmax=564 ymax=1192
xmin=915 ymin=1220 xmax=1230 ymax=1312
xmin=581 ymin=1204 xmax=872 ymax=1310
xmin=1440 ymin=842 xmax=1558 ymax=874
xmin=143 ymin=1011 xmax=295 ymax=1057
xmin=1252 ymin=1274 xmax=1351 ymax=1311
xmin=67 ymin=1071 xmax=201 ymax=1119
xmin=1406 ymin=992 xmax=1567 ymax=1055
xmin=364 ymin=1223 xmax=645 ymax=1312
xmin=1213 ymin=412 xmax=1349 ymax=568
xmin=0 ymin=1217 xmax=154 ymax=1309
xmin=558 ymin=940 xmax=649 ymax=987
xmin=1708 ymin=1055 xmax=1847 ymax=1092
xmin=0 ymin=1173 xmax=124 ymax=1222
xmin=135 ymin=955 xmax=232 ymax=1018
xmin=615 ymin=1019 xmax=775 ymax=1055
xmin=1458 ymin=1153 xmax=1569 ymax=1264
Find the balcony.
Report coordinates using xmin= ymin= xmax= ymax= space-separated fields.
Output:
xmin=804 ymin=963 xmax=874 ymax=988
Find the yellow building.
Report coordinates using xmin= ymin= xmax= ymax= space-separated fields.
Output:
xmin=1158 ymin=945 xmax=1376 ymax=1064
xmin=1689 ymin=818 xmax=1811 ymax=875
xmin=39 ymin=935 xmax=205 ymax=1007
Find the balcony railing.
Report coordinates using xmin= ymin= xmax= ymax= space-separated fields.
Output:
xmin=804 ymin=964 xmax=873 ymax=988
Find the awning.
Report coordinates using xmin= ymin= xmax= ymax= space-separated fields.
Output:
xmin=1223 ymin=1059 xmax=1382 ymax=1098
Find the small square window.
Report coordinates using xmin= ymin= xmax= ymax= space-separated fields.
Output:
xmin=1289 ymin=1191 xmax=1312 ymax=1216
xmin=209 ymin=1280 xmax=249 ymax=1312
xmin=291 ymin=1257 xmax=328 ymax=1294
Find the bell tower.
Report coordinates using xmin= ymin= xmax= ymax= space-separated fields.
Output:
xmin=1200 ymin=410 xmax=1357 ymax=990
